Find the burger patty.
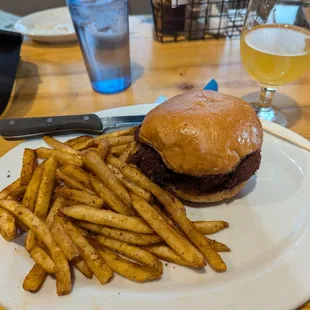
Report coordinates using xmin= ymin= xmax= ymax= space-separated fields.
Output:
xmin=130 ymin=128 xmax=261 ymax=194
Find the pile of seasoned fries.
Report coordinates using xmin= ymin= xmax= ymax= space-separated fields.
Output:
xmin=0 ymin=128 xmax=230 ymax=296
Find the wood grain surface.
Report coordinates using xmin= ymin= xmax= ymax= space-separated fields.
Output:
xmin=0 ymin=15 xmax=309 ymax=309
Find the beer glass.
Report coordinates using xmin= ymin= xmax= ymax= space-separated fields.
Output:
xmin=241 ymin=0 xmax=310 ymax=126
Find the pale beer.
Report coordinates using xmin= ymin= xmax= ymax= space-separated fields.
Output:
xmin=241 ymin=24 xmax=310 ymax=87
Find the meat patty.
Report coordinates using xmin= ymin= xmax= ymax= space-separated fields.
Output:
xmin=130 ymin=128 xmax=261 ymax=194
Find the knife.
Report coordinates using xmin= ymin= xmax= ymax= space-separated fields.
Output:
xmin=0 ymin=114 xmax=145 ymax=141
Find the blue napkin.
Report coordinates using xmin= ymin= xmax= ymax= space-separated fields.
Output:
xmin=203 ymin=79 xmax=218 ymax=92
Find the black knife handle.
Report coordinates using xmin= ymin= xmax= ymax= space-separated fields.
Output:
xmin=0 ymin=114 xmax=103 ymax=141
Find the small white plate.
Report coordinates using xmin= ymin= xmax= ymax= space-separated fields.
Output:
xmin=14 ymin=7 xmax=76 ymax=44
xmin=0 ymin=104 xmax=310 ymax=310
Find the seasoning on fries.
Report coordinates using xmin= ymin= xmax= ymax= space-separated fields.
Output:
xmin=0 ymin=126 xmax=232 ymax=296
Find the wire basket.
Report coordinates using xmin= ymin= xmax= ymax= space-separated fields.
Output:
xmin=151 ymin=0 xmax=250 ymax=42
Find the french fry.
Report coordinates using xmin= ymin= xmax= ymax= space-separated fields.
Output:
xmin=77 ymin=226 xmax=89 ymax=238
xmin=82 ymin=150 xmax=131 ymax=206
xmin=35 ymin=147 xmax=59 ymax=160
xmin=71 ymin=138 xmax=94 ymax=151
xmin=90 ymin=176 xmax=135 ymax=216
xmin=169 ymin=195 xmax=186 ymax=214
xmin=43 ymin=136 xmax=78 ymax=156
xmin=20 ymin=149 xmax=36 ymax=185
xmin=96 ymin=235 xmax=163 ymax=273
xmin=0 ymin=207 xmax=17 ymax=241
xmin=0 ymin=178 xmax=22 ymax=200
xmin=17 ymin=220 xmax=30 ymax=233
xmin=107 ymin=135 xmax=134 ymax=146
xmin=65 ymin=135 xmax=92 ymax=147
xmin=97 ymin=139 xmax=109 ymax=160
xmin=58 ymin=216 xmax=112 ymax=284
xmin=35 ymin=148 xmax=83 ymax=166
xmin=25 ymin=233 xmax=37 ymax=252
xmin=51 ymin=220 xmax=80 ymax=261
xmin=5 ymin=196 xmax=17 ymax=201
xmin=74 ymin=258 xmax=93 ymax=279
xmin=206 ymin=237 xmax=231 ymax=252
xmin=149 ymin=204 xmax=191 ymax=244
xmin=53 ymin=248 xmax=72 ymax=295
xmin=45 ymin=197 xmax=66 ymax=229
xmin=60 ymin=198 xmax=78 ymax=207
xmin=94 ymin=127 xmax=136 ymax=141
xmin=22 ymin=165 xmax=45 ymax=212
xmin=23 ymin=263 xmax=47 ymax=292
xmin=60 ymin=165 xmax=92 ymax=189
xmin=8 ymin=185 xmax=27 ymax=198
xmin=60 ymin=205 xmax=153 ymax=234
xmin=26 ymin=156 xmax=57 ymax=251
xmin=130 ymin=193 xmax=205 ymax=267
xmin=56 ymin=170 xmax=96 ymax=195
xmin=98 ymin=247 xmax=162 ymax=283
xmin=119 ymin=141 xmax=136 ymax=163
xmin=0 ymin=200 xmax=71 ymax=295
xmin=193 ymin=221 xmax=229 ymax=235
xmin=80 ymin=147 xmax=99 ymax=155
xmin=55 ymin=187 xmax=103 ymax=209
xmin=122 ymin=166 xmax=226 ymax=272
xmin=150 ymin=204 xmax=177 ymax=229
xmin=105 ymin=154 xmax=125 ymax=169
xmin=110 ymin=145 xmax=127 ymax=156
xmin=144 ymin=244 xmax=200 ymax=267
xmin=30 ymin=245 xmax=57 ymax=273
xmin=108 ymin=165 xmax=152 ymax=202
xmin=155 ymin=209 xmax=229 ymax=253
xmin=78 ymin=221 xmax=162 ymax=246
xmin=171 ymin=210 xmax=227 ymax=271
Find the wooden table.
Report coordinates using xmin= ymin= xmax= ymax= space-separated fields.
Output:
xmin=1 ymin=15 xmax=309 ymax=309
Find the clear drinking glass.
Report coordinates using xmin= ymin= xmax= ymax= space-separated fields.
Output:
xmin=240 ymin=0 xmax=310 ymax=126
xmin=67 ymin=0 xmax=131 ymax=94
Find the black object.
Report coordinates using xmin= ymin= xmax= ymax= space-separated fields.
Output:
xmin=0 ymin=30 xmax=23 ymax=115
xmin=0 ymin=114 xmax=145 ymax=140
xmin=151 ymin=0 xmax=249 ymax=43
xmin=152 ymin=3 xmax=186 ymax=34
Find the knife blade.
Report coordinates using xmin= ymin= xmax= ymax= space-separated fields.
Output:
xmin=0 ymin=114 xmax=145 ymax=141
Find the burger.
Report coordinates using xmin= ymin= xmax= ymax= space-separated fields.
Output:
xmin=129 ymin=90 xmax=263 ymax=203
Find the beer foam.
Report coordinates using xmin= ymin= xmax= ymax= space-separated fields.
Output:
xmin=245 ymin=25 xmax=310 ymax=57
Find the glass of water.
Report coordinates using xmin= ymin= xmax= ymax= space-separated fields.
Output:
xmin=67 ymin=0 xmax=131 ymax=94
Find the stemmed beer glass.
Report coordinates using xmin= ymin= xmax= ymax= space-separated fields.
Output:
xmin=241 ymin=0 xmax=310 ymax=126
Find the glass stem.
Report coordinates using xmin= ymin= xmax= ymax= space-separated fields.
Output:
xmin=257 ymin=87 xmax=276 ymax=112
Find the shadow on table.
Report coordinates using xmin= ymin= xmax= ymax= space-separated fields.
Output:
xmin=242 ymin=91 xmax=302 ymax=128
xmin=2 ymin=60 xmax=41 ymax=119
xmin=131 ymin=61 xmax=144 ymax=84
xmin=23 ymin=40 xmax=78 ymax=49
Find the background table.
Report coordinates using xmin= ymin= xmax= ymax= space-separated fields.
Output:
xmin=0 ymin=15 xmax=309 ymax=309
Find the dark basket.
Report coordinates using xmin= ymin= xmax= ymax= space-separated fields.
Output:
xmin=151 ymin=0 xmax=250 ymax=42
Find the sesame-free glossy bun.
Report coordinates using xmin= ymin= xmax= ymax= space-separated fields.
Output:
xmin=166 ymin=182 xmax=247 ymax=203
xmin=139 ymin=90 xmax=263 ymax=176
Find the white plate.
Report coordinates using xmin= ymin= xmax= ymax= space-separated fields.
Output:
xmin=0 ymin=103 xmax=310 ymax=310
xmin=14 ymin=7 xmax=76 ymax=43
